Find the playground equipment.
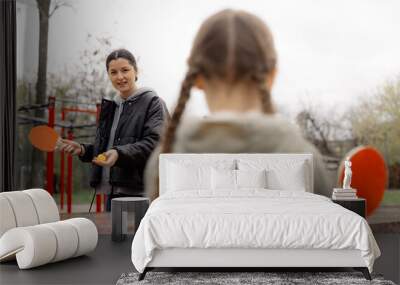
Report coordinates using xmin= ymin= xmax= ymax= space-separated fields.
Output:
xmin=18 ymin=96 xmax=106 ymax=214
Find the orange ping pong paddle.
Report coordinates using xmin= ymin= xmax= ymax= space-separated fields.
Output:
xmin=28 ymin=125 xmax=62 ymax=152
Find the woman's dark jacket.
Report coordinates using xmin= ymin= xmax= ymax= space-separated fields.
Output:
xmin=79 ymin=90 xmax=169 ymax=195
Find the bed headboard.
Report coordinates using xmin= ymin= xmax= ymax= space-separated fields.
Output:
xmin=159 ymin=153 xmax=314 ymax=195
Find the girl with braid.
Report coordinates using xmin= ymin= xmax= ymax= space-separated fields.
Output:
xmin=145 ymin=9 xmax=330 ymax=201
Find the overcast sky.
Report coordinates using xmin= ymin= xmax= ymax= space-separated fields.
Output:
xmin=21 ymin=0 xmax=400 ymax=117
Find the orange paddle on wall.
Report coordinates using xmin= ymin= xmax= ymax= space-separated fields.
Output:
xmin=28 ymin=125 xmax=62 ymax=152
xmin=338 ymin=146 xmax=387 ymax=216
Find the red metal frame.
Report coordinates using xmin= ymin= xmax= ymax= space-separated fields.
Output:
xmin=60 ymin=105 xmax=99 ymax=214
xmin=60 ymin=109 xmax=65 ymax=210
xmin=95 ymin=103 xmax=104 ymax=213
xmin=96 ymin=194 xmax=102 ymax=212
xmin=62 ymin=107 xmax=97 ymax=115
xmin=43 ymin=97 xmax=106 ymax=214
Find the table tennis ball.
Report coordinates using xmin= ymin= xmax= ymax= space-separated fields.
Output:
xmin=97 ymin=154 xmax=106 ymax=161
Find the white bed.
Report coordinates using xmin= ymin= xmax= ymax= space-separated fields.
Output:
xmin=131 ymin=154 xmax=380 ymax=280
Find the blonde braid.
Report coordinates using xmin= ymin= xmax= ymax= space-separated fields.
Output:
xmin=252 ymin=71 xmax=274 ymax=114
xmin=259 ymin=82 xmax=274 ymax=114
xmin=160 ymin=69 xmax=198 ymax=153
xmin=150 ymin=70 xmax=198 ymax=201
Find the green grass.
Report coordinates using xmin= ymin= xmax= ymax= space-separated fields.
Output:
xmin=381 ymin=190 xmax=400 ymax=205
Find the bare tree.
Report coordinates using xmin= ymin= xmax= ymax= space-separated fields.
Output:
xmin=30 ymin=0 xmax=71 ymax=188
xmin=46 ymin=33 xmax=115 ymax=127
xmin=73 ymin=34 xmax=115 ymax=104
xmin=296 ymin=110 xmax=331 ymax=155
xmin=295 ymin=99 xmax=352 ymax=156
xmin=35 ymin=0 xmax=71 ymax=117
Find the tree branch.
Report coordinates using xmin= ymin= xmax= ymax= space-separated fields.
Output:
xmin=49 ymin=1 xmax=73 ymax=17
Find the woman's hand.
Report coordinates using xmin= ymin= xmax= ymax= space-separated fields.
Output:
xmin=92 ymin=149 xmax=119 ymax=167
xmin=58 ymin=139 xmax=84 ymax=156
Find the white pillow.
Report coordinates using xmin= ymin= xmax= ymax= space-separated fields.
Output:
xmin=238 ymin=159 xmax=307 ymax=191
xmin=164 ymin=159 xmax=236 ymax=193
xmin=211 ymin=168 xmax=236 ymax=190
xmin=167 ymin=163 xmax=211 ymax=191
xmin=266 ymin=163 xmax=306 ymax=191
xmin=211 ymin=169 xmax=268 ymax=191
xmin=236 ymin=169 xmax=267 ymax=189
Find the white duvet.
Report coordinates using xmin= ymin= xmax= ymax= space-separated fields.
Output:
xmin=131 ymin=190 xmax=380 ymax=273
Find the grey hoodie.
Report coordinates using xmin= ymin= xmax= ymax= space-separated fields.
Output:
xmin=145 ymin=111 xmax=331 ymax=200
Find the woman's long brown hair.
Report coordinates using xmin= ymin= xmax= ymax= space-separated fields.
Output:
xmin=154 ymin=10 xmax=277 ymax=198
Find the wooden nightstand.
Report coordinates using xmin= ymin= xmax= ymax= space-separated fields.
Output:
xmin=332 ymin=198 xmax=366 ymax=218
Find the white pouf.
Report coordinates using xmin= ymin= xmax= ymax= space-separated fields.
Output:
xmin=0 ymin=196 xmax=17 ymax=237
xmin=0 ymin=226 xmax=57 ymax=269
xmin=64 ymin=218 xmax=98 ymax=257
xmin=23 ymin=188 xmax=60 ymax=223
xmin=0 ymin=218 xmax=98 ymax=269
xmin=1 ymin=191 xmax=39 ymax=227
xmin=42 ymin=221 xmax=79 ymax=262
xmin=0 ymin=189 xmax=98 ymax=269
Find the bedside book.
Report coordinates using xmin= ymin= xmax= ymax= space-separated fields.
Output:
xmin=333 ymin=188 xmax=357 ymax=193
xmin=332 ymin=195 xmax=358 ymax=200
xmin=333 ymin=188 xmax=357 ymax=194
xmin=332 ymin=188 xmax=358 ymax=200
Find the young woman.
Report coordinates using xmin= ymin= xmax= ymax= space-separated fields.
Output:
xmin=145 ymin=9 xmax=330 ymax=201
xmin=61 ymin=49 xmax=169 ymax=208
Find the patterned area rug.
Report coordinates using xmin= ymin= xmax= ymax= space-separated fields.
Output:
xmin=116 ymin=271 xmax=395 ymax=285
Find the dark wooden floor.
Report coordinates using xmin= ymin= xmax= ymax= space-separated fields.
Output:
xmin=1 ymin=211 xmax=399 ymax=285
xmin=0 ymin=235 xmax=133 ymax=285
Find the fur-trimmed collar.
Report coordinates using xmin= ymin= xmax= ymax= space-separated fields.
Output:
xmin=173 ymin=111 xmax=316 ymax=154
xmin=145 ymin=111 xmax=331 ymax=200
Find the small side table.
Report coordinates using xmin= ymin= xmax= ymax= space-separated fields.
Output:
xmin=332 ymin=198 xmax=366 ymax=218
xmin=111 ymin=197 xmax=149 ymax=242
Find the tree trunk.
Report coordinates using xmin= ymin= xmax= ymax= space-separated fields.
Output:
xmin=30 ymin=0 xmax=51 ymax=188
